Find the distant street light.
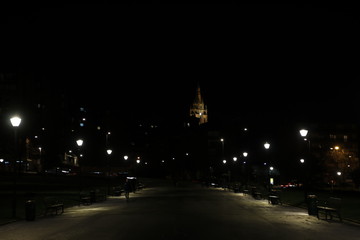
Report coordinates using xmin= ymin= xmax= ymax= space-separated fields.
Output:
xmin=76 ymin=139 xmax=83 ymax=147
xmin=264 ymin=142 xmax=270 ymax=150
xmin=124 ymin=155 xmax=128 ymax=160
xmin=243 ymin=152 xmax=248 ymax=157
xmin=220 ymin=138 xmax=225 ymax=160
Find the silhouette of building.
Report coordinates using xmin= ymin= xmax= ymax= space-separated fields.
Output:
xmin=189 ymin=83 xmax=208 ymax=125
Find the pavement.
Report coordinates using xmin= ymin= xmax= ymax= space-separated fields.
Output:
xmin=1 ymin=180 xmax=360 ymax=240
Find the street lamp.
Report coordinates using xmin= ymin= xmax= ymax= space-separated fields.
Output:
xmin=264 ymin=142 xmax=271 ymax=190
xmin=107 ymin=149 xmax=112 ymax=194
xmin=299 ymin=129 xmax=310 ymax=201
xmin=220 ymin=138 xmax=225 ymax=159
xmin=76 ymin=139 xmax=83 ymax=147
xmin=76 ymin=138 xmax=84 ymax=191
xmin=10 ymin=116 xmax=22 ymax=127
xmin=76 ymin=139 xmax=83 ymax=166
xmin=269 ymin=166 xmax=274 ymax=187
xmin=299 ymin=129 xmax=308 ymax=138
xmin=10 ymin=115 xmax=21 ymax=219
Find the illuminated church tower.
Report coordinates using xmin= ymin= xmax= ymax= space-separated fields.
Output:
xmin=190 ymin=83 xmax=208 ymax=125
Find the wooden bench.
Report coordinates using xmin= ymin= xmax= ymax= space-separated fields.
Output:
xmin=253 ymin=191 xmax=263 ymax=200
xmin=44 ymin=197 xmax=64 ymax=216
xmin=79 ymin=192 xmax=92 ymax=206
xmin=112 ymin=186 xmax=124 ymax=196
xmin=243 ymin=189 xmax=249 ymax=196
xmin=316 ymin=197 xmax=342 ymax=221
xmin=268 ymin=190 xmax=282 ymax=205
xmin=232 ymin=184 xmax=241 ymax=193
xmin=268 ymin=195 xmax=281 ymax=205
xmin=250 ymin=187 xmax=263 ymax=200
xmin=90 ymin=189 xmax=107 ymax=203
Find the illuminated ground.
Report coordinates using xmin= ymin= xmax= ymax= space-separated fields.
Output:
xmin=0 ymin=179 xmax=360 ymax=240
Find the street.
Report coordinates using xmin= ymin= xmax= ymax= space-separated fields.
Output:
xmin=1 ymin=179 xmax=360 ymax=240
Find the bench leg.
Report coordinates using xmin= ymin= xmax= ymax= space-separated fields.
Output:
xmin=330 ymin=211 xmax=342 ymax=222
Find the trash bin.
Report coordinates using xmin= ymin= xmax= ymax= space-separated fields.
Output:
xmin=307 ymin=194 xmax=318 ymax=216
xmin=90 ymin=190 xmax=96 ymax=203
xmin=25 ymin=200 xmax=36 ymax=221
xmin=251 ymin=187 xmax=257 ymax=198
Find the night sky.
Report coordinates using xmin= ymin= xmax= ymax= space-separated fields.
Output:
xmin=1 ymin=4 xmax=359 ymax=125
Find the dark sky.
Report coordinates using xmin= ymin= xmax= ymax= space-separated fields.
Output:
xmin=1 ymin=4 xmax=360 ymax=124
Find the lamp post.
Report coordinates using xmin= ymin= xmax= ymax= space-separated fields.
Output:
xmin=38 ymin=147 xmax=42 ymax=173
xmin=264 ymin=142 xmax=271 ymax=191
xmin=243 ymin=152 xmax=249 ymax=187
xmin=107 ymin=149 xmax=112 ymax=172
xmin=76 ymin=139 xmax=83 ymax=166
xmin=10 ymin=116 xmax=21 ymax=219
xmin=299 ymin=129 xmax=311 ymax=153
xmin=107 ymin=149 xmax=112 ymax=195
xmin=220 ymin=138 xmax=225 ymax=160
xmin=269 ymin=166 xmax=274 ymax=187
xmin=299 ymin=129 xmax=311 ymax=200
xmin=76 ymin=139 xmax=83 ymax=191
